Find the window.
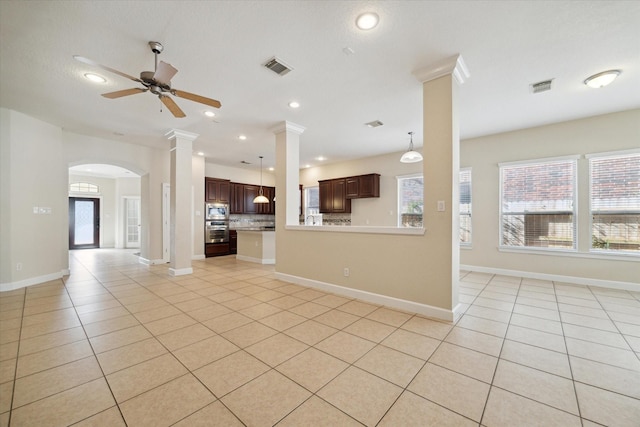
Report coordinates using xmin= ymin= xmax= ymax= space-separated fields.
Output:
xmin=589 ymin=151 xmax=640 ymax=254
xmin=304 ymin=186 xmax=319 ymax=217
xmin=397 ymin=172 xmax=473 ymax=242
xmin=460 ymin=168 xmax=472 ymax=245
xmin=500 ymin=157 xmax=577 ymax=250
xmin=398 ymin=174 xmax=424 ymax=227
xmin=69 ymin=182 xmax=99 ymax=193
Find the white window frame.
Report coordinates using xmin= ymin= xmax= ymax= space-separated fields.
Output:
xmin=587 ymin=149 xmax=640 ymax=256
xmin=396 ymin=173 xmax=424 ymax=228
xmin=499 ymin=155 xmax=579 ymax=252
xmin=460 ymin=168 xmax=472 ymax=247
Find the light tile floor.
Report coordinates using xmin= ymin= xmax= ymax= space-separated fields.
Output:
xmin=0 ymin=249 xmax=639 ymax=426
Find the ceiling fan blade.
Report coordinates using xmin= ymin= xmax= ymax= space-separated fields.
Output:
xmin=160 ymin=95 xmax=186 ymax=118
xmin=101 ymin=88 xmax=148 ymax=99
xmin=172 ymin=89 xmax=221 ymax=109
xmin=154 ymin=61 xmax=178 ymax=85
xmin=73 ymin=55 xmax=142 ymax=83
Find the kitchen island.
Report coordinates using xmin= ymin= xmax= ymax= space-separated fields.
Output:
xmin=235 ymin=229 xmax=275 ymax=264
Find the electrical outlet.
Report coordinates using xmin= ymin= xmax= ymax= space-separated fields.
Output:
xmin=343 ymin=268 xmax=350 ymax=277
xmin=16 ymin=262 xmax=22 ymax=271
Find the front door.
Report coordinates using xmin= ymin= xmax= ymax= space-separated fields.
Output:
xmin=69 ymin=197 xmax=100 ymax=249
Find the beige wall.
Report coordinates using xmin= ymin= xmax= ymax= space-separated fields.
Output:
xmin=205 ymin=163 xmax=276 ymax=187
xmin=1 ymin=109 xmax=67 ymax=288
xmin=460 ymin=109 xmax=640 ymax=286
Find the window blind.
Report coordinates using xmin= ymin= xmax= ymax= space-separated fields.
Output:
xmin=590 ymin=152 xmax=640 ymax=253
xmin=460 ymin=168 xmax=472 ymax=244
xmin=500 ymin=159 xmax=576 ymax=249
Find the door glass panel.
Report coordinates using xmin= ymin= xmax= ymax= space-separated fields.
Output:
xmin=126 ymin=198 xmax=140 ymax=246
xmin=74 ymin=200 xmax=94 ymax=245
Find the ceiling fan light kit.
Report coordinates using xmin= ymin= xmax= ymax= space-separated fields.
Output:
xmin=74 ymin=41 xmax=221 ymax=118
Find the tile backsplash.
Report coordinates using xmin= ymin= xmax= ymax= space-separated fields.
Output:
xmin=229 ymin=214 xmax=275 ymax=229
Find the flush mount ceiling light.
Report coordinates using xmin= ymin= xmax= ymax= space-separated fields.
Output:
xmin=584 ymin=70 xmax=621 ymax=88
xmin=253 ymin=156 xmax=269 ymax=204
xmin=84 ymin=73 xmax=106 ymax=83
xmin=288 ymin=101 xmax=300 ymax=108
xmin=204 ymin=110 xmax=216 ymax=117
xmin=400 ymin=131 xmax=423 ymax=163
xmin=238 ymin=135 xmax=247 ymax=140
xmin=356 ymin=12 xmax=379 ymax=30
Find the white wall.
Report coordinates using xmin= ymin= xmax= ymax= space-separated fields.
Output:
xmin=460 ymin=109 xmax=640 ymax=286
xmin=205 ymin=162 xmax=276 ymax=187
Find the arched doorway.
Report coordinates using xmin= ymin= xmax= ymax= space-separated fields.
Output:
xmin=68 ymin=164 xmax=141 ymax=250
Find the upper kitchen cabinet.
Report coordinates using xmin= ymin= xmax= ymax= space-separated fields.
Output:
xmin=230 ymin=182 xmax=244 ymax=214
xmin=319 ymin=178 xmax=351 ymax=214
xmin=205 ymin=178 xmax=230 ymax=203
xmin=243 ymin=184 xmax=260 ymax=214
xmin=346 ymin=174 xmax=380 ymax=199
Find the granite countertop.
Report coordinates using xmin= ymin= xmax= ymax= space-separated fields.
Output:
xmin=232 ymin=226 xmax=275 ymax=231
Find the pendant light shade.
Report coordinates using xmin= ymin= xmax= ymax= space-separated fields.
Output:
xmin=400 ymin=131 xmax=423 ymax=163
xmin=253 ymin=156 xmax=269 ymax=203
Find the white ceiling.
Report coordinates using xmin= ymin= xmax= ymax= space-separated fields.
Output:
xmin=1 ymin=1 xmax=639 ymax=172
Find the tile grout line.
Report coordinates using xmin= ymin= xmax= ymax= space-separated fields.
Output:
xmin=5 ymin=283 xmax=27 ymax=427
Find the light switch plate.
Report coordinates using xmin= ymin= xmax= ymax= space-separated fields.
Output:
xmin=437 ymin=201 xmax=445 ymax=212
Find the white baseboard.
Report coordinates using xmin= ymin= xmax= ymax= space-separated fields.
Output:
xmin=192 ymin=254 xmax=206 ymax=261
xmin=275 ymin=272 xmax=457 ymax=322
xmin=236 ymin=255 xmax=275 ymax=265
xmin=0 ymin=270 xmax=65 ymax=292
xmin=461 ymin=264 xmax=640 ymax=292
xmin=169 ymin=267 xmax=193 ymax=276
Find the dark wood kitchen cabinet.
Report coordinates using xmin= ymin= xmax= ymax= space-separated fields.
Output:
xmin=205 ymin=178 xmax=230 ymax=203
xmin=346 ymin=174 xmax=380 ymax=199
xmin=319 ymin=178 xmax=351 ymax=214
xmin=243 ymin=185 xmax=260 ymax=214
xmin=230 ymin=183 xmax=244 ymax=214
xmin=229 ymin=230 xmax=237 ymax=254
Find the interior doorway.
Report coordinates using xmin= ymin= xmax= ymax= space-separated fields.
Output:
xmin=69 ymin=197 xmax=100 ymax=249
xmin=124 ymin=197 xmax=141 ymax=248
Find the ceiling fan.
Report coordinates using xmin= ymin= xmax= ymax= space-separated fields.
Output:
xmin=74 ymin=41 xmax=221 ymax=118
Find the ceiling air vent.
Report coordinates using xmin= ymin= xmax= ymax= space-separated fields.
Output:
xmin=365 ymin=120 xmax=384 ymax=128
xmin=530 ymin=79 xmax=554 ymax=94
xmin=263 ymin=57 xmax=293 ymax=76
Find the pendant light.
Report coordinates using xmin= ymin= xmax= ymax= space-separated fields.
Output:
xmin=253 ymin=156 xmax=269 ymax=204
xmin=400 ymin=131 xmax=423 ymax=163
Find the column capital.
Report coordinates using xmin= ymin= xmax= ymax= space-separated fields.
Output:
xmin=413 ymin=54 xmax=470 ymax=85
xmin=270 ymin=121 xmax=306 ymax=136
xmin=165 ymin=129 xmax=199 ymax=142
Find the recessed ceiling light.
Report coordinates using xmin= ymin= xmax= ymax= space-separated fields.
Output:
xmin=84 ymin=73 xmax=106 ymax=83
xmin=304 ymin=164 xmax=311 ymax=168
xmin=268 ymin=167 xmax=275 ymax=171
xmin=204 ymin=111 xmax=216 ymax=117
xmin=356 ymin=12 xmax=379 ymax=30
xmin=584 ymin=70 xmax=621 ymax=88
xmin=343 ymin=47 xmax=355 ymax=55
xmin=238 ymin=135 xmax=247 ymax=140
xmin=316 ymin=156 xmax=326 ymax=161
xmin=288 ymin=101 xmax=300 ymax=109
xmin=197 ymin=152 xmax=204 ymax=156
